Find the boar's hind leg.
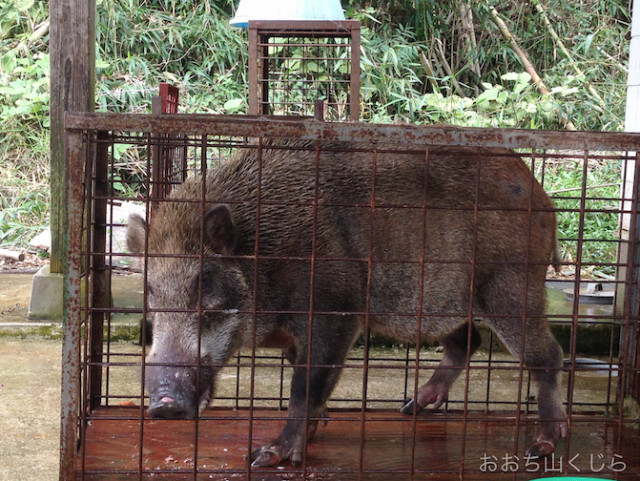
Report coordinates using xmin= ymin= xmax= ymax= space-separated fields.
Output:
xmin=251 ymin=317 xmax=360 ymax=467
xmin=481 ymin=271 xmax=567 ymax=457
xmin=401 ymin=321 xmax=481 ymax=415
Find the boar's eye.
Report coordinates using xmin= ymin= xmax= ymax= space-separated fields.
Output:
xmin=196 ymin=273 xmax=216 ymax=295
xmin=191 ymin=271 xmax=228 ymax=310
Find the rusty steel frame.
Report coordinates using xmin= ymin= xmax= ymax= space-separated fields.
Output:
xmin=248 ymin=20 xmax=361 ymax=121
xmin=61 ymin=112 xmax=640 ymax=480
xmin=150 ymin=84 xmax=188 ymax=213
xmin=65 ymin=112 xmax=640 ymax=151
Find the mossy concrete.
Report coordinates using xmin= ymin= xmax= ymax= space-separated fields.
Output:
xmin=0 ymin=271 xmax=623 ymax=357
xmin=27 ymin=265 xmax=64 ymax=321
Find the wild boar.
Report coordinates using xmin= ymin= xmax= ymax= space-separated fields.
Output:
xmin=127 ymin=139 xmax=566 ymax=467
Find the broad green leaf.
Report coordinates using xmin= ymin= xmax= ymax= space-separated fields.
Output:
xmin=223 ymin=98 xmax=243 ymax=112
xmin=517 ymin=72 xmax=532 ymax=84
xmin=15 ymin=0 xmax=34 ymax=12
xmin=501 ymin=72 xmax=520 ymax=81
xmin=1 ymin=51 xmax=16 ymax=73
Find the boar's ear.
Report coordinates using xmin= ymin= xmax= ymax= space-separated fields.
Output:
xmin=126 ymin=213 xmax=148 ymax=255
xmin=204 ymin=205 xmax=236 ymax=254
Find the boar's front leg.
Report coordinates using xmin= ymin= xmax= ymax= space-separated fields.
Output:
xmin=251 ymin=316 xmax=360 ymax=467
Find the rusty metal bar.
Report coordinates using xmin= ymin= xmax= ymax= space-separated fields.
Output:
xmin=621 ymin=151 xmax=640 ymax=400
xmin=408 ymin=146 xmax=431 ymax=479
xmin=458 ymin=145 xmax=483 ymax=478
xmin=314 ymin=100 xmax=325 ymax=122
xmin=158 ymin=83 xmax=179 ymax=114
xmin=60 ymin=126 xmax=86 ymax=481
xmin=245 ymin=137 xmax=264 ymax=477
xmin=249 ymin=20 xmax=362 ymax=34
xmin=65 ymin=112 xmax=640 ymax=151
xmin=349 ymin=22 xmax=361 ymax=122
xmin=358 ymin=145 xmax=378 ymax=477
xmin=248 ymin=26 xmax=259 ymax=116
xmin=258 ymin=31 xmax=270 ymax=116
xmin=88 ymin=130 xmax=109 ymax=410
xmin=150 ymin=96 xmax=163 ymax=215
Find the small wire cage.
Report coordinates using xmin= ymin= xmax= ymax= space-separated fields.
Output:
xmin=248 ymin=20 xmax=361 ymax=121
xmin=61 ymin=112 xmax=640 ymax=480
xmin=149 ymin=83 xmax=188 ymax=214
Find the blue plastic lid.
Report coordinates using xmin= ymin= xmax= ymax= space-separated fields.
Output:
xmin=230 ymin=0 xmax=346 ymax=28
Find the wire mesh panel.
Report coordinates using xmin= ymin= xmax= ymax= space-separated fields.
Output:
xmin=150 ymin=83 xmax=188 ymax=213
xmin=248 ymin=20 xmax=360 ymax=121
xmin=62 ymin=113 xmax=640 ymax=480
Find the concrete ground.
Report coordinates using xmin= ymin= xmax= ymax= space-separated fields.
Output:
xmin=0 ymin=271 xmax=61 ymax=481
xmin=0 ymin=338 xmax=61 ymax=481
xmin=0 ymin=272 xmax=36 ymax=323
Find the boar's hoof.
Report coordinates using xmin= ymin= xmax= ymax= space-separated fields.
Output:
xmin=400 ymin=398 xmax=420 ymax=415
xmin=524 ymin=440 xmax=555 ymax=458
xmin=401 ymin=381 xmax=451 ymax=415
xmin=251 ymin=445 xmax=297 ymax=467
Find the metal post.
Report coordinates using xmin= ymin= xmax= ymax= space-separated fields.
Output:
xmin=89 ymin=131 xmax=110 ymax=410
xmin=59 ymin=127 xmax=85 ymax=481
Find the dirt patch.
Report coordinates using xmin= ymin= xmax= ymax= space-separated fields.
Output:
xmin=0 ymin=339 xmax=61 ymax=481
xmin=0 ymin=251 xmax=47 ymax=273
xmin=0 ymin=272 xmax=33 ymax=323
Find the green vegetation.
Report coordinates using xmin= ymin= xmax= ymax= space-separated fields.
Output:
xmin=0 ymin=0 xmax=632 ymax=270
xmin=544 ymin=158 xmax=623 ymax=275
xmin=1 ymin=0 xmax=50 ymax=247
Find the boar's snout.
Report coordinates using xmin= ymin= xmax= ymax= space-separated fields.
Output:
xmin=145 ymin=359 xmax=214 ymax=420
xmin=148 ymin=391 xmax=196 ymax=419
xmin=146 ymin=364 xmax=199 ymax=419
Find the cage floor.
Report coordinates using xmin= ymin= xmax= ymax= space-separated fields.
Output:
xmin=76 ymin=407 xmax=639 ymax=480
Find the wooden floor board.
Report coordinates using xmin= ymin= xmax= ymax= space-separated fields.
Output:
xmin=75 ymin=407 xmax=640 ymax=480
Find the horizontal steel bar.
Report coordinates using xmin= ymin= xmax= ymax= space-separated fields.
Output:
xmin=65 ymin=112 xmax=640 ymax=151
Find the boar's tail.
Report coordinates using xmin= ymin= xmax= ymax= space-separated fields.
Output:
xmin=551 ymin=231 xmax=562 ymax=273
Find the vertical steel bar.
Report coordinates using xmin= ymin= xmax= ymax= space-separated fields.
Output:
xmin=620 ymin=151 xmax=640 ymax=401
xmin=358 ymin=145 xmax=377 ymax=477
xmin=192 ymin=133 xmax=208 ymax=481
xmin=299 ymin=141 xmax=322 ymax=477
xmin=137 ymin=132 xmax=154 ymax=481
xmin=246 ymin=138 xmax=263 ymax=476
xmin=518 ymin=149 xmax=543 ymax=460
xmin=248 ymin=24 xmax=259 ymax=116
xmin=614 ymin=151 xmax=640 ymax=456
xmin=408 ymin=146 xmax=431 ymax=480
xmin=314 ymin=100 xmax=325 ymax=122
xmin=349 ymin=23 xmax=361 ymax=122
xmin=59 ymin=127 xmax=85 ymax=481
xmin=89 ymin=130 xmax=109 ymax=410
xmin=566 ymin=151 xmax=591 ymax=418
xmin=260 ymin=34 xmax=270 ymax=115
xmin=457 ymin=146 xmax=483 ymax=479
xmin=79 ymin=131 xmax=94 ymax=481
xmin=628 ymin=151 xmax=640 ymax=401
xmin=150 ymin=97 xmax=163 ymax=215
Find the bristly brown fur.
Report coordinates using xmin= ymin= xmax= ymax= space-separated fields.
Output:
xmin=128 ymin=139 xmax=566 ymax=465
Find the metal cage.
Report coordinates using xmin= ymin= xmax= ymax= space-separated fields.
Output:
xmin=61 ymin=113 xmax=640 ymax=480
xmin=248 ymin=20 xmax=361 ymax=121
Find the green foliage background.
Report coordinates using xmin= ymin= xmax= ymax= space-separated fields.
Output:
xmin=0 ymin=0 xmax=632 ymax=250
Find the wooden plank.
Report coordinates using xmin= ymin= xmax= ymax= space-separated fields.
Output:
xmin=77 ymin=408 xmax=640 ymax=480
xmin=50 ymin=0 xmax=96 ymax=274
